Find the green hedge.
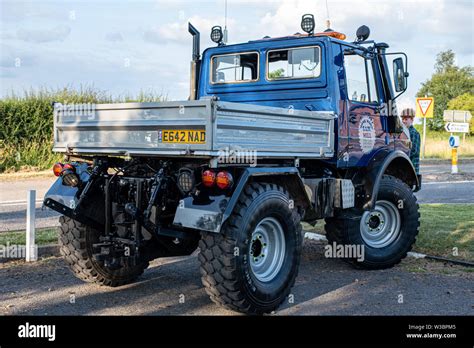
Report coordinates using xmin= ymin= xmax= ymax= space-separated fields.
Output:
xmin=0 ymin=87 xmax=163 ymax=172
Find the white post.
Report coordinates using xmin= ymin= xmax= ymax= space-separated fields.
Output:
xmin=422 ymin=117 xmax=427 ymax=159
xmin=26 ymin=190 xmax=37 ymax=262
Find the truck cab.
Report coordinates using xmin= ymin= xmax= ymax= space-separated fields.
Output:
xmin=193 ymin=24 xmax=411 ymax=170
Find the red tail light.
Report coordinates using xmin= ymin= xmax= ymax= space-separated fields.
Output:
xmin=63 ymin=163 xmax=75 ymax=172
xmin=216 ymin=171 xmax=233 ymax=189
xmin=53 ymin=163 xmax=64 ymax=177
xmin=202 ymin=170 xmax=216 ymax=187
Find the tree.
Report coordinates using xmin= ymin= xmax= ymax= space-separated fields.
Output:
xmin=268 ymin=68 xmax=285 ymax=79
xmin=434 ymin=50 xmax=456 ymax=73
xmin=417 ymin=50 xmax=474 ymax=131
xmin=447 ymin=93 xmax=474 ymax=135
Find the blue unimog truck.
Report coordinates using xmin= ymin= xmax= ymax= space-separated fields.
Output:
xmin=44 ymin=15 xmax=421 ymax=314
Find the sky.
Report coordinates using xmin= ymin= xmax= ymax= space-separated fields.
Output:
xmin=1 ymin=0 xmax=473 ymax=110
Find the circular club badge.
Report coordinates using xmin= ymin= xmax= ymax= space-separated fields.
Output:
xmin=358 ymin=116 xmax=376 ymax=153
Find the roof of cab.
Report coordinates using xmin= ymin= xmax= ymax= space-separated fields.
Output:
xmin=248 ymin=30 xmax=347 ymax=43
xmin=202 ymin=32 xmax=356 ymax=58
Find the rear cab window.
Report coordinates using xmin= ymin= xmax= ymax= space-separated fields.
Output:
xmin=211 ymin=52 xmax=259 ymax=84
xmin=267 ymin=46 xmax=321 ymax=80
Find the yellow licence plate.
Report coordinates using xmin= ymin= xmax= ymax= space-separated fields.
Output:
xmin=159 ymin=129 xmax=206 ymax=144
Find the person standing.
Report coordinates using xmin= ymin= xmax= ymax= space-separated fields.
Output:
xmin=401 ymin=108 xmax=421 ymax=174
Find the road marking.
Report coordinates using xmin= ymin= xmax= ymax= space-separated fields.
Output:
xmin=0 ymin=199 xmax=43 ymax=204
xmin=423 ymin=180 xmax=474 ymax=185
xmin=0 ymin=200 xmax=44 ymax=207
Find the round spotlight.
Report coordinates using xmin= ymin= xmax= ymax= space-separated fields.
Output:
xmin=356 ymin=25 xmax=370 ymax=42
xmin=177 ymin=168 xmax=195 ymax=193
xmin=210 ymin=26 xmax=223 ymax=44
xmin=63 ymin=172 xmax=80 ymax=187
xmin=301 ymin=14 xmax=315 ymax=35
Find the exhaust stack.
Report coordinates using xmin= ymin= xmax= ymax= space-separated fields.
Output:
xmin=188 ymin=23 xmax=200 ymax=100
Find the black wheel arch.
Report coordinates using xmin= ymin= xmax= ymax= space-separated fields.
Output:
xmin=349 ymin=149 xmax=420 ymax=210
xmin=221 ymin=167 xmax=313 ymax=227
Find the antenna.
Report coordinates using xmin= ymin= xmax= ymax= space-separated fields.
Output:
xmin=224 ymin=0 xmax=228 ymax=43
xmin=324 ymin=0 xmax=332 ymax=32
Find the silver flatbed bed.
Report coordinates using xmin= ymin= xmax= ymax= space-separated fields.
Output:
xmin=53 ymin=99 xmax=335 ymax=159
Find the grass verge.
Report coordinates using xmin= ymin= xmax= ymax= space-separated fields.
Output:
xmin=0 ymin=228 xmax=57 ymax=246
xmin=303 ymin=203 xmax=474 ymax=261
xmin=415 ymin=128 xmax=474 ymax=159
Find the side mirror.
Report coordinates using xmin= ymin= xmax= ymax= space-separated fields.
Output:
xmin=393 ymin=57 xmax=407 ymax=92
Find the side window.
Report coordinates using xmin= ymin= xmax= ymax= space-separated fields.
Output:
xmin=344 ymin=53 xmax=378 ymax=103
xmin=267 ymin=46 xmax=321 ymax=80
xmin=211 ymin=52 xmax=259 ymax=84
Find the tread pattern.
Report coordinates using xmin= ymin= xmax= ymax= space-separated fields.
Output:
xmin=58 ymin=216 xmax=148 ymax=287
xmin=198 ymin=182 xmax=302 ymax=314
xmin=324 ymin=175 xmax=420 ymax=270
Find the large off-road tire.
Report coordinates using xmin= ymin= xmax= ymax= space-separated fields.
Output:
xmin=198 ymin=183 xmax=303 ymax=314
xmin=325 ymin=175 xmax=420 ymax=269
xmin=58 ymin=216 xmax=149 ymax=287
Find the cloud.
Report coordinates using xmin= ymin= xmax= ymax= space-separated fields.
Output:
xmin=257 ymin=0 xmax=472 ymax=46
xmin=105 ymin=32 xmax=124 ymax=42
xmin=0 ymin=45 xmax=35 ymax=68
xmin=16 ymin=25 xmax=71 ymax=43
xmin=143 ymin=15 xmax=237 ymax=45
xmin=0 ymin=30 xmax=15 ymax=40
xmin=1 ymin=1 xmax=68 ymax=23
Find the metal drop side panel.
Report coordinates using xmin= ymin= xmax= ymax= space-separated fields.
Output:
xmin=53 ymin=100 xmax=213 ymax=156
xmin=212 ymin=102 xmax=334 ymax=158
xmin=53 ymin=100 xmax=335 ymax=158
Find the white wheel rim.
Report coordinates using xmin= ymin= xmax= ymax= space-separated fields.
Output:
xmin=249 ymin=217 xmax=286 ymax=283
xmin=360 ymin=200 xmax=401 ymax=248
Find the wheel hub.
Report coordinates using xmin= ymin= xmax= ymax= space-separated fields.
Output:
xmin=360 ymin=200 xmax=401 ymax=248
xmin=367 ymin=213 xmax=384 ymax=231
xmin=250 ymin=234 xmax=266 ymax=261
xmin=249 ymin=217 xmax=286 ymax=283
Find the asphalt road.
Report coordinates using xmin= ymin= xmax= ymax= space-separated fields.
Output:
xmin=415 ymin=181 xmax=474 ymax=203
xmin=1 ymin=240 xmax=472 ymax=315
xmin=0 ymin=160 xmax=473 ymax=232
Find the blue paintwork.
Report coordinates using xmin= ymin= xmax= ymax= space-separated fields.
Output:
xmin=197 ymin=35 xmax=411 ymax=170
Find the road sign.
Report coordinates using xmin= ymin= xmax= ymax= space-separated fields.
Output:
xmin=445 ymin=122 xmax=470 ymax=133
xmin=443 ymin=110 xmax=472 ymax=123
xmin=416 ymin=97 xmax=434 ymax=118
xmin=449 ymin=135 xmax=460 ymax=148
